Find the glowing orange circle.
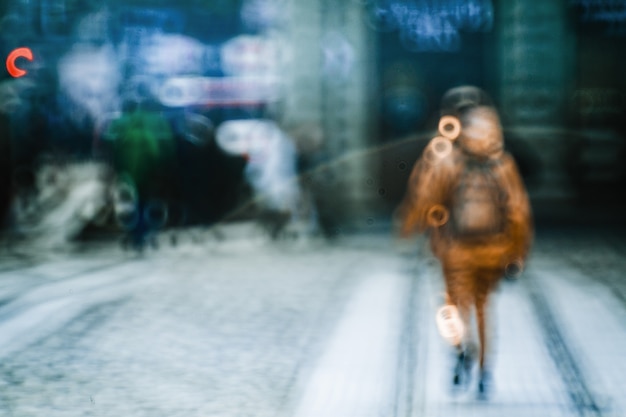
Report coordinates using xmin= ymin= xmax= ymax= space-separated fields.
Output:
xmin=6 ymin=47 xmax=33 ymax=78
xmin=438 ymin=115 xmax=461 ymax=140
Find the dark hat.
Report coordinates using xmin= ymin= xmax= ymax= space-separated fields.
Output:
xmin=440 ymin=85 xmax=493 ymax=117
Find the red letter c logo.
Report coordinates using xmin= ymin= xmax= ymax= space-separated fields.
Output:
xmin=6 ymin=47 xmax=33 ymax=78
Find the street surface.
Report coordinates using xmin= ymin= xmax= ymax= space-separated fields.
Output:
xmin=0 ymin=223 xmax=625 ymax=417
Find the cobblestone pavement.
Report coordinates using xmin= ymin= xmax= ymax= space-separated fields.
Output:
xmin=0 ymin=226 xmax=624 ymax=417
xmin=0 ymin=229 xmax=407 ymax=417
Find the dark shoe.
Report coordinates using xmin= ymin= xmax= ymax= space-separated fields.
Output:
xmin=477 ymin=369 xmax=491 ymax=400
xmin=452 ymin=350 xmax=474 ymax=388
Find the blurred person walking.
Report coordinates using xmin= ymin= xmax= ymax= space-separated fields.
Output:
xmin=106 ymin=99 xmax=175 ymax=251
xmin=396 ymin=87 xmax=533 ymax=397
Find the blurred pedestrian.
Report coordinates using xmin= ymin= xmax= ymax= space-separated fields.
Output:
xmin=107 ymin=99 xmax=175 ymax=251
xmin=216 ymin=119 xmax=311 ymax=239
xmin=396 ymin=87 xmax=533 ymax=397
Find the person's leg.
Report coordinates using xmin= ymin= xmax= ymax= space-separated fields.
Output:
xmin=475 ymin=289 xmax=489 ymax=395
xmin=444 ymin=268 xmax=476 ymax=387
xmin=474 ymin=270 xmax=499 ymax=398
xmin=132 ymin=197 xmax=146 ymax=252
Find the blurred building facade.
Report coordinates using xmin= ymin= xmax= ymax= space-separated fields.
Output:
xmin=1 ymin=0 xmax=624 ymax=232
xmin=369 ymin=0 xmax=626 ymax=227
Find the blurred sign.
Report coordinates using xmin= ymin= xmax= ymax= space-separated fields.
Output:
xmin=366 ymin=0 xmax=493 ymax=52
xmin=158 ymin=76 xmax=281 ymax=107
xmin=6 ymin=47 xmax=33 ymax=78
xmin=570 ymin=0 xmax=626 ymax=36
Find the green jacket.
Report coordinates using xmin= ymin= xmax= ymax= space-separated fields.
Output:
xmin=108 ymin=109 xmax=174 ymax=191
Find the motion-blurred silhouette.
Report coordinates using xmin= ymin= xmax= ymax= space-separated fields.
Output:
xmin=397 ymin=88 xmax=533 ymax=397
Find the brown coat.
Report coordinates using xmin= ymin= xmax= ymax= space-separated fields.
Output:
xmin=397 ymin=132 xmax=533 ymax=374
